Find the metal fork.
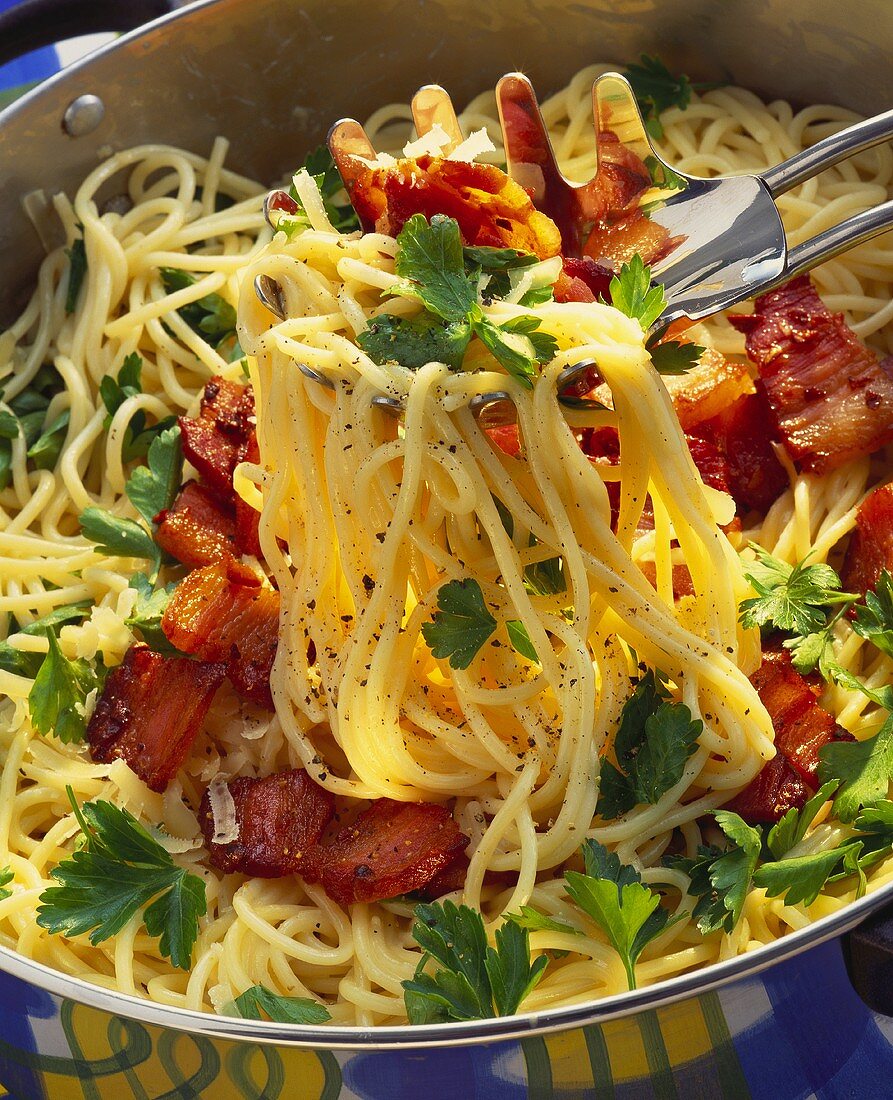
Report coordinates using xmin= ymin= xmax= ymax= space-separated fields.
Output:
xmin=255 ymin=72 xmax=893 ymax=411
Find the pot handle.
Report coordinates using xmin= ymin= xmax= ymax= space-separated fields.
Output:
xmin=842 ymin=902 xmax=893 ymax=1015
xmin=0 ymin=0 xmax=180 ymax=68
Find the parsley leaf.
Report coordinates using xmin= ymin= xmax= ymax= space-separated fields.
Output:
xmin=819 ymin=666 xmax=893 ymax=822
xmin=357 ymin=312 xmax=472 ymax=371
xmin=65 ymin=234 xmax=88 ymax=314
xmin=160 ymin=268 xmax=236 ymax=347
xmin=622 ymin=55 xmax=694 ymax=140
xmin=609 ymin=255 xmax=665 ymax=331
xmin=125 ymin=573 xmax=179 ymax=653
xmin=739 ymin=545 xmax=853 ymax=637
xmin=597 ymin=670 xmax=702 ymax=819
xmin=230 ymin=985 xmax=332 ymax=1024
xmin=752 ymin=843 xmax=861 ymax=907
xmin=392 ymin=214 xmax=477 ymax=322
xmin=766 ymin=781 xmax=838 ymax=859
xmin=79 ymin=508 xmax=161 ymax=575
xmin=125 ymin=425 xmax=183 ymax=527
xmin=387 ymin=215 xmax=556 ymax=387
xmin=506 ymin=619 xmax=539 ymax=663
xmin=28 ymin=631 xmax=99 ymax=744
xmin=505 ymin=905 xmax=580 ymax=936
xmin=402 ymin=900 xmax=547 ymax=1022
xmin=422 ymin=578 xmax=497 ymax=670
xmin=27 ymin=410 xmax=69 ymax=471
xmin=646 ymin=336 xmax=704 ymax=376
xmin=36 ymin=790 xmax=206 ymax=969
xmin=0 ymin=601 xmax=92 ymax=678
xmin=99 ymin=353 xmax=175 ymax=462
xmin=0 ymin=867 xmax=12 ymax=901
xmin=852 ymin=571 xmax=893 ymax=660
xmin=565 ymin=840 xmax=676 ymax=990
xmin=667 ymin=811 xmax=762 ymax=934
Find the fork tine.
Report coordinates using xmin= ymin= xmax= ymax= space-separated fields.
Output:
xmin=411 ymin=85 xmax=464 ymax=153
xmin=328 ymin=118 xmax=379 ymax=231
xmin=590 ymin=72 xmax=654 ymax=165
xmin=496 ymin=72 xmax=581 ymax=252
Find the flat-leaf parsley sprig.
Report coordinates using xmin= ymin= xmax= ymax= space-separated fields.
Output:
xmin=36 ymin=788 xmax=206 ymax=969
xmin=402 ymin=900 xmax=547 ymax=1023
xmin=360 ymin=214 xmax=557 ymax=386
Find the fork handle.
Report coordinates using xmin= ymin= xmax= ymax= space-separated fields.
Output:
xmin=765 ymin=198 xmax=893 ymax=291
xmin=761 ymin=108 xmax=893 ymax=198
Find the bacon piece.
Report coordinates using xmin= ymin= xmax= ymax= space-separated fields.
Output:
xmin=729 ymin=277 xmax=893 ymax=473
xmin=87 ymin=645 xmax=225 ymax=792
xmin=485 ymin=423 xmax=522 ymax=457
xmin=161 ymin=560 xmax=279 ymax=709
xmin=414 ymin=851 xmax=470 ymax=900
xmin=841 ymin=482 xmax=893 ymax=594
xmin=693 ymin=391 xmax=789 ymax=514
xmin=583 ymin=209 xmax=670 ymax=268
xmin=179 ymin=377 xmax=255 ymax=501
xmin=663 ymin=347 xmax=754 ymax=432
xmin=726 ymin=754 xmax=811 ymax=825
xmin=200 ymin=769 xmax=334 ymax=877
xmin=154 ymin=481 xmax=236 ymax=567
xmin=234 ymin=431 xmax=263 ymax=558
xmin=553 ymin=257 xmax=613 ymax=304
xmin=349 ymin=155 xmax=562 ymax=260
xmin=727 ymin=648 xmax=854 ymax=823
xmin=301 ymin=798 xmax=469 ymax=906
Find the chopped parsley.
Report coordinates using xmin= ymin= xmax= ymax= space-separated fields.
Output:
xmin=36 ymin=789 xmax=206 ymax=969
xmin=0 ymin=601 xmax=92 ymax=679
xmin=0 ymin=867 xmax=12 ymax=901
xmin=159 ymin=268 xmax=237 ymax=347
xmin=79 ymin=425 xmax=182 ymax=579
xmin=422 ymin=578 xmax=497 ymax=670
xmin=609 ymin=255 xmax=704 ymax=373
xmin=124 ymin=573 xmax=180 ymax=654
xmin=402 ymin=900 xmax=547 ymax=1023
xmin=622 ymin=54 xmax=716 ymax=140
xmin=230 ymin=985 xmax=332 ymax=1024
xmin=505 ymin=905 xmax=580 ymax=937
xmin=0 ymin=364 xmax=67 ymax=488
xmin=851 ymin=570 xmax=893 ymax=660
xmin=361 ymin=214 xmax=557 ymax=385
xmin=65 ymin=232 xmax=88 ymax=314
xmin=564 ymin=839 xmax=678 ymax=990
xmin=597 ymin=670 xmax=702 ymax=819
xmin=99 ymin=353 xmax=176 ymax=462
xmin=28 ymin=631 xmax=100 ymax=744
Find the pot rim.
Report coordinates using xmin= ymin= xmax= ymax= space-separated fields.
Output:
xmin=0 ymin=879 xmax=888 ymax=1048
xmin=1 ymin=0 xmax=890 ymax=1053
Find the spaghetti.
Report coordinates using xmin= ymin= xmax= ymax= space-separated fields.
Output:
xmin=1 ymin=65 xmax=893 ymax=1025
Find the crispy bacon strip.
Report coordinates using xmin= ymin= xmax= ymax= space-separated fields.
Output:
xmin=154 ymin=481 xmax=236 ymax=568
xmin=841 ymin=482 xmax=893 ymax=594
xmin=179 ymin=377 xmax=255 ymax=501
xmin=87 ymin=645 xmax=225 ymax=792
xmin=301 ymin=799 xmax=469 ymax=906
xmin=727 ymin=648 xmax=853 ymax=823
xmin=583 ymin=209 xmax=670 ymax=268
xmin=349 ymin=155 xmax=562 ymax=259
xmin=200 ymin=769 xmax=334 ymax=877
xmin=161 ymin=560 xmax=279 ymax=709
xmin=692 ymin=391 xmax=789 ymax=514
xmin=576 ymin=129 xmax=652 ymax=224
xmin=730 ymin=277 xmax=893 ymax=473
xmin=553 ymin=257 xmax=612 ymax=304
xmin=662 ymin=348 xmax=754 ymax=432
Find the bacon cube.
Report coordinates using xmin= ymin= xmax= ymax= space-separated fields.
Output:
xmin=179 ymin=377 xmax=255 ymax=501
xmin=154 ymin=481 xmax=236 ymax=568
xmin=730 ymin=277 xmax=893 ymax=473
xmin=161 ymin=560 xmax=279 ymax=710
xmin=301 ymin=798 xmax=469 ymax=906
xmin=200 ymin=769 xmax=334 ymax=877
xmin=841 ymin=482 xmax=893 ymax=594
xmin=87 ymin=645 xmax=225 ymax=792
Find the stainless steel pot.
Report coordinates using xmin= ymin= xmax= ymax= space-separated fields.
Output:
xmin=2 ymin=1 xmax=893 ymax=1095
